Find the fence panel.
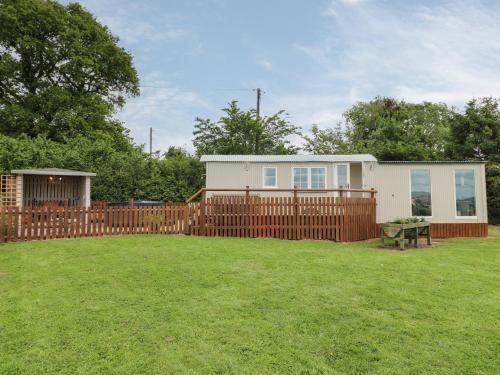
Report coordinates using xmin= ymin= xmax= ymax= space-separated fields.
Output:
xmin=0 ymin=199 xmax=379 ymax=243
xmin=0 ymin=204 xmax=188 ymax=243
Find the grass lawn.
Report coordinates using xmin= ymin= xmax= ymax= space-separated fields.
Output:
xmin=1 ymin=232 xmax=499 ymax=374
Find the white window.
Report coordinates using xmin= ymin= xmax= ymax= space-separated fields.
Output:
xmin=311 ymin=167 xmax=326 ymax=189
xmin=336 ymin=164 xmax=349 ymax=188
xmin=292 ymin=167 xmax=327 ymax=189
xmin=263 ymin=167 xmax=277 ymax=188
xmin=454 ymin=170 xmax=476 ymax=217
xmin=293 ymin=168 xmax=308 ymax=188
xmin=410 ymin=169 xmax=432 ymax=216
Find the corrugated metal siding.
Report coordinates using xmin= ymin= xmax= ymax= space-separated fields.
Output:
xmin=364 ymin=162 xmax=487 ymax=223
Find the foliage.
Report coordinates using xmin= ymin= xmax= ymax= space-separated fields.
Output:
xmin=0 ymin=135 xmax=203 ymax=202
xmin=193 ymin=101 xmax=300 ymax=156
xmin=302 ymin=124 xmax=349 ymax=154
xmin=0 ymin=235 xmax=498 ymax=373
xmin=391 ymin=217 xmax=426 ymax=224
xmin=347 ymin=98 xmax=453 ymax=160
xmin=0 ymin=0 xmax=139 ymax=142
xmin=447 ymin=97 xmax=500 ymax=223
xmin=142 ymin=147 xmax=205 ymax=202
xmin=303 ymin=98 xmax=453 ymax=160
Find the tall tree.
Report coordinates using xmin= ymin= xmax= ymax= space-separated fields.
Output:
xmin=343 ymin=98 xmax=452 ymax=160
xmin=302 ymin=98 xmax=453 ymax=160
xmin=193 ymin=101 xmax=300 ymax=156
xmin=0 ymin=0 xmax=139 ymax=143
xmin=447 ymin=97 xmax=500 ymax=223
xmin=302 ymin=124 xmax=350 ymax=154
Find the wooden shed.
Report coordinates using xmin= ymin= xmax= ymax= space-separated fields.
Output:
xmin=1 ymin=168 xmax=96 ymax=208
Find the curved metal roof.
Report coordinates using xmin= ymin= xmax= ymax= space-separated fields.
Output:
xmin=200 ymin=154 xmax=377 ymax=163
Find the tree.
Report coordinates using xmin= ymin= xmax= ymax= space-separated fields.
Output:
xmin=302 ymin=98 xmax=453 ymax=160
xmin=0 ymin=135 xmax=204 ymax=203
xmin=302 ymin=124 xmax=350 ymax=154
xmin=193 ymin=101 xmax=300 ymax=156
xmin=343 ymin=98 xmax=452 ymax=160
xmin=0 ymin=0 xmax=139 ymax=143
xmin=447 ymin=97 xmax=500 ymax=223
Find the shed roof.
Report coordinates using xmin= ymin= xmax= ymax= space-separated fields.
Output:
xmin=11 ymin=168 xmax=96 ymax=177
xmin=200 ymin=154 xmax=377 ymax=163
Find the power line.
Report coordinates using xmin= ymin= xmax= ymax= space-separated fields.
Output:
xmin=139 ymin=84 xmax=253 ymax=92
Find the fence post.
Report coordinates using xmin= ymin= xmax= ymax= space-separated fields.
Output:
xmin=293 ymin=186 xmax=298 ymax=240
xmin=184 ymin=204 xmax=189 ymax=235
xmin=370 ymin=188 xmax=375 ymax=199
xmin=245 ymin=186 xmax=250 ymax=237
xmin=199 ymin=190 xmax=206 ymax=236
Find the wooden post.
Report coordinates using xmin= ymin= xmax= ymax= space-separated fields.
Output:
xmin=427 ymin=225 xmax=431 ymax=245
xmin=380 ymin=225 xmax=384 ymax=246
xmin=370 ymin=188 xmax=375 ymax=199
xmin=399 ymin=229 xmax=405 ymax=250
xmin=415 ymin=226 xmax=419 ymax=248
xmin=183 ymin=204 xmax=189 ymax=235
xmin=245 ymin=187 xmax=249 ymax=233
xmin=293 ymin=186 xmax=298 ymax=240
xmin=199 ymin=190 xmax=206 ymax=236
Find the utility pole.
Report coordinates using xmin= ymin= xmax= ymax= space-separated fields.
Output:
xmin=149 ymin=127 xmax=153 ymax=157
xmin=254 ymin=88 xmax=262 ymax=119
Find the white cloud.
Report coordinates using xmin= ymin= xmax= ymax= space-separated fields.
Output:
xmin=340 ymin=0 xmax=369 ymax=4
xmin=100 ymin=15 xmax=188 ymax=45
xmin=323 ymin=0 xmax=369 ymax=16
xmin=256 ymin=59 xmax=273 ymax=71
xmin=290 ymin=0 xmax=500 ymax=136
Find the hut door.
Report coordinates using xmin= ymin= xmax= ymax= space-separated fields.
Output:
xmin=336 ymin=164 xmax=350 ymax=196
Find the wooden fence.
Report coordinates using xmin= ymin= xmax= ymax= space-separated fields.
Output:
xmin=0 ymin=196 xmax=378 ymax=243
xmin=189 ymin=196 xmax=377 ymax=242
xmin=0 ymin=205 xmax=189 ymax=242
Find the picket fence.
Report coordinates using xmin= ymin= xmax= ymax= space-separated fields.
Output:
xmin=0 ymin=196 xmax=378 ymax=243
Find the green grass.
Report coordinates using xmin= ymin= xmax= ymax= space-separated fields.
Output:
xmin=0 ymin=235 xmax=499 ymax=374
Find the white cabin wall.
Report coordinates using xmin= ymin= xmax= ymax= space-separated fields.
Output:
xmin=365 ymin=162 xmax=487 ymax=223
xmin=205 ymin=162 xmax=349 ymax=197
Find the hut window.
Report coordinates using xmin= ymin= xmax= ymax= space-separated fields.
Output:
xmin=292 ymin=168 xmax=308 ymax=189
xmin=454 ymin=170 xmax=476 ymax=217
xmin=311 ymin=167 xmax=326 ymax=189
xmin=263 ymin=167 xmax=277 ymax=188
xmin=410 ymin=169 xmax=432 ymax=216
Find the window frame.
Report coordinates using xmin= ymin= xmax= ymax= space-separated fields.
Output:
xmin=262 ymin=166 xmax=278 ymax=188
xmin=453 ymin=169 xmax=478 ymax=219
xmin=291 ymin=166 xmax=327 ymax=189
xmin=409 ymin=168 xmax=433 ymax=218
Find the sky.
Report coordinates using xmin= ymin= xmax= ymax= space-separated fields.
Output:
xmin=63 ymin=0 xmax=500 ymax=153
